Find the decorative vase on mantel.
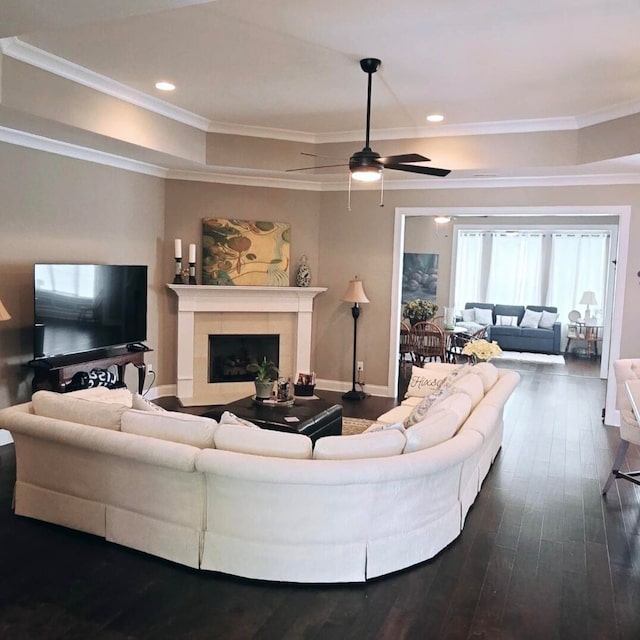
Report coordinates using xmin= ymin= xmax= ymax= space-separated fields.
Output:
xmin=295 ymin=255 xmax=311 ymax=287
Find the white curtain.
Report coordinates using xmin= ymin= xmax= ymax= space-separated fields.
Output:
xmin=453 ymin=228 xmax=610 ymax=321
xmin=486 ymin=233 xmax=543 ymax=304
xmin=453 ymin=232 xmax=484 ymax=309
xmin=547 ymin=232 xmax=610 ymax=325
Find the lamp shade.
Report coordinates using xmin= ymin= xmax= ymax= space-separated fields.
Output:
xmin=0 ymin=299 xmax=10 ymax=322
xmin=342 ymin=277 xmax=370 ymax=304
xmin=579 ymin=291 xmax=597 ymax=306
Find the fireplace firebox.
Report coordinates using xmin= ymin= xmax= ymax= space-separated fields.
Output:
xmin=208 ymin=334 xmax=279 ymax=383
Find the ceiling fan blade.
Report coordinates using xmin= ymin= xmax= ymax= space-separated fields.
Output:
xmin=300 ymin=152 xmax=344 ymax=160
xmin=285 ymin=163 xmax=347 ymax=172
xmin=378 ymin=153 xmax=430 ymax=165
xmin=385 ymin=163 xmax=451 ymax=177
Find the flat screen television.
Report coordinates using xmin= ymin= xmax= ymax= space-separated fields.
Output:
xmin=33 ymin=264 xmax=148 ymax=360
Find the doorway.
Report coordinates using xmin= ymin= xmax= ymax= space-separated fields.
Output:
xmin=388 ymin=206 xmax=630 ymax=427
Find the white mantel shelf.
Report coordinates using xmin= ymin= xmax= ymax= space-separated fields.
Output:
xmin=167 ymin=285 xmax=327 ymax=312
xmin=167 ymin=284 xmax=327 ymax=405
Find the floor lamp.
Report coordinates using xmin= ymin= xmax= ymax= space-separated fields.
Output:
xmin=342 ymin=276 xmax=369 ymax=401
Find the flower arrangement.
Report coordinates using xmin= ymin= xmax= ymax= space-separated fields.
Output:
xmin=462 ymin=339 xmax=502 ymax=363
xmin=402 ymin=299 xmax=439 ymax=324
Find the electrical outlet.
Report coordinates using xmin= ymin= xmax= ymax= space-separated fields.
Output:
xmin=147 ymin=363 xmax=154 ymax=374
xmin=357 ymin=361 xmax=364 ymax=372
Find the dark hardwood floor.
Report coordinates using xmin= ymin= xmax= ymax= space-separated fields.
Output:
xmin=2 ymin=354 xmax=639 ymax=639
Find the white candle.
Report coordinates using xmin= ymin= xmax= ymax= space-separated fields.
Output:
xmin=174 ymin=239 xmax=182 ymax=259
xmin=189 ymin=243 xmax=196 ymax=263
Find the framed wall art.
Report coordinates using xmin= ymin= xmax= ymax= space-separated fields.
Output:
xmin=202 ymin=218 xmax=291 ymax=286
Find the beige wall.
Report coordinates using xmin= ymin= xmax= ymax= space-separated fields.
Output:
xmin=1 ymin=139 xmax=639 ymax=407
xmin=314 ymin=186 xmax=640 ymax=391
xmin=161 ymin=180 xmax=322 ymax=386
xmin=0 ymin=142 xmax=165 ymax=409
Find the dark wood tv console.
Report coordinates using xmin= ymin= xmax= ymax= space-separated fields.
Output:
xmin=28 ymin=346 xmax=152 ymax=394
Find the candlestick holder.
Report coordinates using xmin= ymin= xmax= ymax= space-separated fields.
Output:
xmin=173 ymin=258 xmax=184 ymax=284
xmin=188 ymin=262 xmax=197 ymax=285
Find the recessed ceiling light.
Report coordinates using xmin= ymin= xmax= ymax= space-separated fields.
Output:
xmin=426 ymin=114 xmax=444 ymax=123
xmin=434 ymin=216 xmax=451 ymax=224
xmin=155 ymin=81 xmax=175 ymax=92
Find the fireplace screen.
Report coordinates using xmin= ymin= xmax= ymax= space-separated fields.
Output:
xmin=208 ymin=334 xmax=279 ymax=383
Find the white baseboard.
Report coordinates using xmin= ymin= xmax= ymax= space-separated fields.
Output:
xmin=144 ymin=384 xmax=176 ymax=401
xmin=315 ymin=378 xmax=395 ymax=398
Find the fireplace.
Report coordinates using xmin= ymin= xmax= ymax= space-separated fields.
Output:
xmin=168 ymin=285 xmax=326 ymax=406
xmin=209 ymin=334 xmax=279 ymax=383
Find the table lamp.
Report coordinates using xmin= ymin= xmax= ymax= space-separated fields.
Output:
xmin=579 ymin=291 xmax=597 ymax=322
xmin=342 ymin=276 xmax=369 ymax=401
xmin=0 ymin=299 xmax=10 ymax=322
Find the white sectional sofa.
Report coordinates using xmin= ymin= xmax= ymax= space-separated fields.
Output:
xmin=0 ymin=362 xmax=519 ymax=583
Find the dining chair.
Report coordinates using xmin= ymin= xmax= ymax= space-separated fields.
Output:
xmin=399 ymin=319 xmax=413 ymax=371
xmin=448 ymin=325 xmax=487 ymax=363
xmin=602 ymin=359 xmax=640 ymax=495
xmin=410 ymin=321 xmax=446 ymax=366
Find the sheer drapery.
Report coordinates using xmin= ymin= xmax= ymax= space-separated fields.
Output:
xmin=546 ymin=232 xmax=610 ymax=325
xmin=453 ymin=229 xmax=610 ymax=319
xmin=486 ymin=233 xmax=543 ymax=304
xmin=453 ymin=232 xmax=484 ymax=310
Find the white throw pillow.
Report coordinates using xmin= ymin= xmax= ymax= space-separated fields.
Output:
xmin=405 ymin=366 xmax=452 ymax=398
xmin=472 ymin=362 xmax=499 ymax=392
xmin=363 ymin=421 xmax=407 ymax=435
xmin=403 ymin=410 xmax=463 ymax=453
xmin=538 ymin=310 xmax=559 ymax=329
xmin=219 ymin=411 xmax=260 ymax=429
xmin=473 ymin=307 xmax=494 ymax=326
xmin=131 ymin=393 xmax=166 ymax=412
xmin=32 ymin=390 xmax=129 ymax=430
xmin=496 ymin=315 xmax=518 ymax=326
xmin=121 ymin=409 xmax=217 ymax=448
xmin=461 ymin=308 xmax=475 ymax=322
xmin=519 ymin=308 xmax=542 ymax=329
xmin=313 ymin=430 xmax=406 ymax=460
xmin=213 ymin=424 xmax=312 ymax=459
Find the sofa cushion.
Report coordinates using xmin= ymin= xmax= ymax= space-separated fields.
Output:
xmin=313 ymin=429 xmax=406 ymax=460
xmin=472 ymin=362 xmax=499 ymax=392
xmin=450 ymin=373 xmax=485 ymax=408
xmin=426 ymin=392 xmax=473 ymax=424
xmin=68 ymin=387 xmax=133 ymax=407
xmin=32 ymin=390 xmax=129 ymax=431
xmin=405 ymin=365 xmax=452 ymax=398
xmin=538 ymin=310 xmax=559 ymax=329
xmin=213 ymin=424 xmax=312 ymax=459
xmin=404 ymin=364 xmax=472 ymax=427
xmin=520 ymin=308 xmax=542 ymax=328
xmin=363 ymin=421 xmax=407 ymax=435
xmin=403 ymin=409 xmax=463 ymax=453
xmin=473 ymin=307 xmax=494 ymax=326
xmin=121 ymin=409 xmax=217 ymax=448
xmin=461 ymin=308 xmax=475 ymax=322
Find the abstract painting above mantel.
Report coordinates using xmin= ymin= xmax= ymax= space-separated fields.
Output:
xmin=202 ymin=218 xmax=291 ymax=286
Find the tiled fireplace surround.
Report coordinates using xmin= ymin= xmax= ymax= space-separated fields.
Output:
xmin=168 ymin=285 xmax=326 ymax=406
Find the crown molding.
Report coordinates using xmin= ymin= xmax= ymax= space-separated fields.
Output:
xmin=0 ymin=37 xmax=211 ymax=131
xmin=5 ymin=38 xmax=640 ymax=145
xmin=0 ymin=125 xmax=168 ymax=177
xmin=3 ymin=123 xmax=639 ymax=190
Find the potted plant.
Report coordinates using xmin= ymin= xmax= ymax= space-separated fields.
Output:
xmin=402 ymin=299 xmax=439 ymax=325
xmin=247 ymin=357 xmax=279 ymax=399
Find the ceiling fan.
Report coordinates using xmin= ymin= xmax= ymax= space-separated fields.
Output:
xmin=287 ymin=58 xmax=451 ymax=182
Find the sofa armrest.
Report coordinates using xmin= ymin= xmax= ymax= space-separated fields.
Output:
xmin=552 ymin=322 xmax=561 ymax=353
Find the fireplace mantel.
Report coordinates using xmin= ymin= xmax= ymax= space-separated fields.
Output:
xmin=167 ymin=285 xmax=327 ymax=405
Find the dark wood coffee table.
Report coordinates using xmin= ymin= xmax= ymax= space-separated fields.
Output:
xmin=204 ymin=395 xmax=342 ymax=443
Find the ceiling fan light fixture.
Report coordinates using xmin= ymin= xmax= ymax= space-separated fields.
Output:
xmin=351 ymin=166 xmax=382 ymax=182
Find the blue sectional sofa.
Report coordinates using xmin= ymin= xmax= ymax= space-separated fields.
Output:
xmin=462 ymin=302 xmax=561 ymax=354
